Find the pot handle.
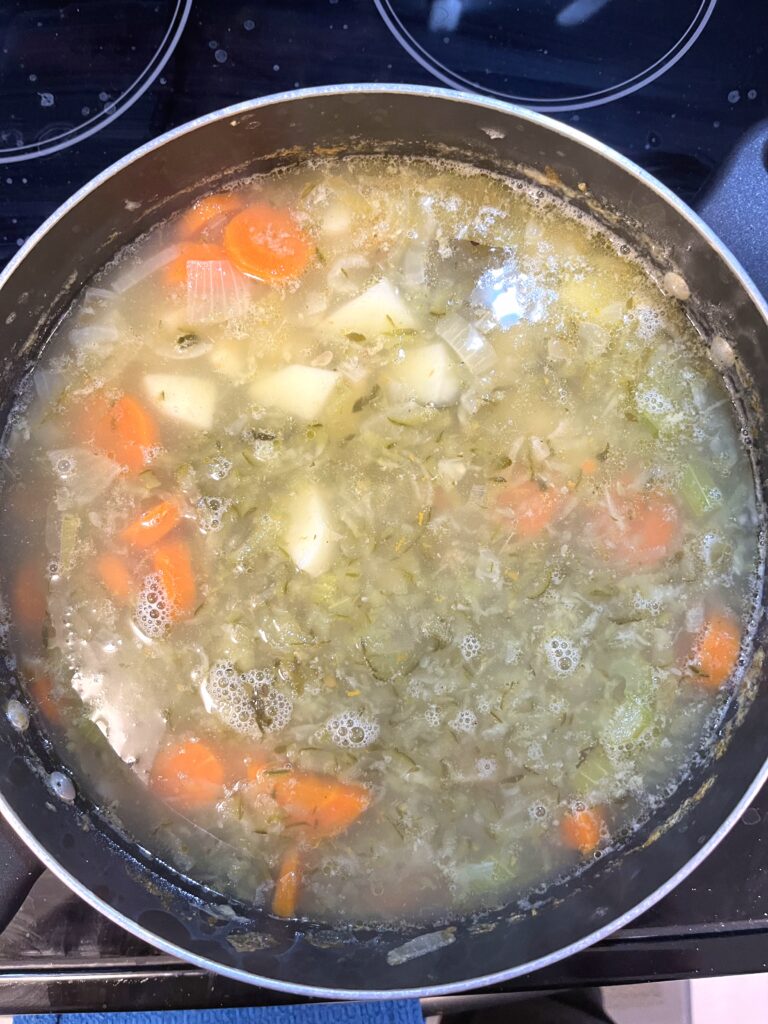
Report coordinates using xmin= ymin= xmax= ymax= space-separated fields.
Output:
xmin=696 ymin=120 xmax=768 ymax=300
xmin=0 ymin=815 xmax=43 ymax=930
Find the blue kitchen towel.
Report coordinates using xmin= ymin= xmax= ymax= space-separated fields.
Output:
xmin=15 ymin=1002 xmax=423 ymax=1024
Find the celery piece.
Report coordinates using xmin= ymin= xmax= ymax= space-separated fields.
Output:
xmin=139 ymin=470 xmax=161 ymax=491
xmin=574 ymin=746 xmax=612 ymax=796
xmin=58 ymin=513 xmax=80 ymax=574
xmin=680 ymin=462 xmax=723 ymax=517
xmin=633 ymin=385 xmax=677 ymax=437
xmin=604 ymin=697 xmax=654 ymax=747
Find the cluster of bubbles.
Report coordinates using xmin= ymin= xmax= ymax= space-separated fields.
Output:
xmin=547 ymin=695 xmax=568 ymax=715
xmin=635 ymin=386 xmax=674 ymax=419
xmin=450 ymin=708 xmax=478 ymax=733
xmin=196 ymin=495 xmax=230 ymax=534
xmin=424 ymin=704 xmax=441 ymax=727
xmin=632 ymin=591 xmax=663 ymax=616
xmin=136 ymin=572 xmax=172 ymax=638
xmin=242 ymin=668 xmax=293 ymax=733
xmin=406 ymin=677 xmax=427 ymax=700
xmin=459 ymin=634 xmax=481 ymax=661
xmin=633 ymin=306 xmax=664 ymax=341
xmin=207 ymin=661 xmax=292 ymax=736
xmin=208 ymin=456 xmax=232 ymax=481
xmin=475 ymin=756 xmax=497 ymax=779
xmin=326 ymin=710 xmax=379 ymax=748
xmin=543 ymin=636 xmax=581 ymax=676
xmin=504 ymin=641 xmax=521 ymax=665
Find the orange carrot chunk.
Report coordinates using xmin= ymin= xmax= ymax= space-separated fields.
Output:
xmin=164 ymin=242 xmax=227 ymax=287
xmin=273 ymin=772 xmax=371 ymax=838
xmin=495 ymin=479 xmax=564 ymax=539
xmin=691 ymin=613 xmax=741 ymax=689
xmin=224 ymin=204 xmax=312 ymax=282
xmin=120 ymin=499 xmax=180 ymax=549
xmin=11 ymin=560 xmax=47 ymax=638
xmin=561 ymin=807 xmax=604 ymax=855
xmin=88 ymin=393 xmax=158 ymax=474
xmin=96 ymin=553 xmax=134 ymax=602
xmin=595 ymin=491 xmax=680 ymax=568
xmin=272 ymin=845 xmax=302 ymax=918
xmin=179 ymin=193 xmax=242 ymax=239
xmin=580 ymin=458 xmax=599 ymax=476
xmin=30 ymin=675 xmax=61 ymax=725
xmin=151 ymin=739 xmax=225 ymax=808
xmin=152 ymin=540 xmax=196 ymax=618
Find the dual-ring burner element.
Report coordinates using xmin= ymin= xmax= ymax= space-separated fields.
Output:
xmin=375 ymin=0 xmax=718 ymax=112
xmin=0 ymin=0 xmax=191 ymax=163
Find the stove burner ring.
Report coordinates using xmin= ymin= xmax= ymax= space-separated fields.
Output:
xmin=0 ymin=0 xmax=192 ymax=163
xmin=375 ymin=0 xmax=718 ymax=112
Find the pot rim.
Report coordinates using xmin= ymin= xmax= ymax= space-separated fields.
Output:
xmin=1 ymin=82 xmax=767 ymax=1001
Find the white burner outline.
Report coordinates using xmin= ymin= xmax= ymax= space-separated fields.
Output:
xmin=374 ymin=0 xmax=718 ymax=112
xmin=0 ymin=0 xmax=193 ymax=163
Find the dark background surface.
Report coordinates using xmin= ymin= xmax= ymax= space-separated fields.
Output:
xmin=0 ymin=0 xmax=767 ymax=1010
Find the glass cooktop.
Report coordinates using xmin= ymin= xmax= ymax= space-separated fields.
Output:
xmin=0 ymin=0 xmax=767 ymax=1010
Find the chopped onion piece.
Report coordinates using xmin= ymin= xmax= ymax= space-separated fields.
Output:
xmin=48 ymin=447 xmax=122 ymax=508
xmin=387 ymin=928 xmax=456 ymax=966
xmin=34 ymin=368 xmax=65 ymax=403
xmin=327 ymin=253 xmax=369 ymax=295
xmin=402 ymin=245 xmax=427 ymax=289
xmin=186 ymin=259 xmax=250 ymax=324
xmin=436 ymin=312 xmax=496 ymax=374
xmin=529 ymin=436 xmax=551 ymax=464
xmin=83 ymin=287 xmax=115 ymax=303
xmin=111 ymin=245 xmax=180 ymax=293
xmin=69 ymin=324 xmax=119 ymax=348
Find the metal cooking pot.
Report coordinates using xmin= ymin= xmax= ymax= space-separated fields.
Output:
xmin=0 ymin=85 xmax=767 ymax=1000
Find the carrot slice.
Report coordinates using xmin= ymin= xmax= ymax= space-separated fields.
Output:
xmin=151 ymin=739 xmax=225 ymax=807
xmin=11 ymin=560 xmax=47 ymax=638
xmin=272 ymin=845 xmax=302 ymax=918
xmin=691 ymin=613 xmax=741 ymax=689
xmin=273 ymin=772 xmax=371 ymax=838
xmin=121 ymin=500 xmax=180 ymax=549
xmin=30 ymin=675 xmax=61 ymax=725
xmin=164 ymin=242 xmax=226 ymax=287
xmin=495 ymin=479 xmax=564 ymax=539
xmin=224 ymin=205 xmax=312 ymax=282
xmin=152 ymin=540 xmax=196 ymax=618
xmin=580 ymin=458 xmax=599 ymax=476
xmin=179 ymin=193 xmax=242 ymax=239
xmin=594 ymin=491 xmax=680 ymax=568
xmin=87 ymin=393 xmax=158 ymax=474
xmin=245 ymin=754 xmax=286 ymax=796
xmin=561 ymin=807 xmax=604 ymax=855
xmin=96 ymin=553 xmax=134 ymax=602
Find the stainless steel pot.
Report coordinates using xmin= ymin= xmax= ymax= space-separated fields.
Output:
xmin=0 ymin=84 xmax=767 ymax=1000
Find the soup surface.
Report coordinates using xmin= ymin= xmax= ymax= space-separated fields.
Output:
xmin=0 ymin=158 xmax=760 ymax=924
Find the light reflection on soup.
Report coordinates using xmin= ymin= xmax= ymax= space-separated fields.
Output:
xmin=0 ymin=158 xmax=759 ymax=924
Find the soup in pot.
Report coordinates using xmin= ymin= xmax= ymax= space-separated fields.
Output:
xmin=0 ymin=157 xmax=760 ymax=924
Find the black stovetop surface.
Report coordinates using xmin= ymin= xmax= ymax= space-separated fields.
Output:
xmin=1 ymin=0 xmax=767 ymax=1010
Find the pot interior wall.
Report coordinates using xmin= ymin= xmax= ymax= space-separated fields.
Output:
xmin=0 ymin=88 xmax=766 ymax=996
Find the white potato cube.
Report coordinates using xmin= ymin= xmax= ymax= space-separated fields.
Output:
xmin=143 ymin=373 xmax=216 ymax=429
xmin=386 ymin=342 xmax=460 ymax=407
xmin=285 ymin=487 xmax=335 ymax=576
xmin=250 ymin=365 xmax=339 ymax=420
xmin=324 ymin=278 xmax=417 ymax=337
